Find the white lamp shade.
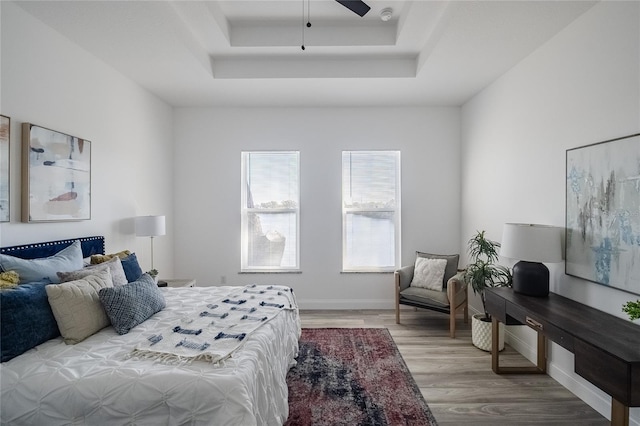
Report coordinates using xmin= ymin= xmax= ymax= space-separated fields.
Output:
xmin=135 ymin=215 xmax=166 ymax=237
xmin=501 ymin=223 xmax=562 ymax=263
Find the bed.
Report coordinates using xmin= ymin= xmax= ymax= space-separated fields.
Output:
xmin=0 ymin=236 xmax=301 ymax=425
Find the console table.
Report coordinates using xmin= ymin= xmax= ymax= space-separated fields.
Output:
xmin=485 ymin=288 xmax=640 ymax=426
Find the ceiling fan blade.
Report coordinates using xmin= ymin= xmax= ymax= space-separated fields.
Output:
xmin=335 ymin=0 xmax=371 ymax=17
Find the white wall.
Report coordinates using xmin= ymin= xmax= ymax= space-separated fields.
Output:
xmin=0 ymin=2 xmax=175 ymax=277
xmin=461 ymin=1 xmax=639 ymax=423
xmin=173 ymin=107 xmax=460 ymax=308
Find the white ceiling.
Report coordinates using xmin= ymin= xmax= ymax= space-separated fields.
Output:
xmin=15 ymin=0 xmax=598 ymax=107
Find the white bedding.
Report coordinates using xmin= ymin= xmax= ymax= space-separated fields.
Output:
xmin=0 ymin=286 xmax=301 ymax=426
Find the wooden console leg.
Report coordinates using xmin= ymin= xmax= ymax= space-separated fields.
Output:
xmin=491 ymin=317 xmax=546 ymax=374
xmin=491 ymin=318 xmax=499 ymax=373
xmin=611 ymin=398 xmax=629 ymax=426
xmin=536 ymin=330 xmax=547 ymax=373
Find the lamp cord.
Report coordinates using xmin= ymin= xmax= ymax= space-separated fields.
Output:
xmin=302 ymin=0 xmax=311 ymax=50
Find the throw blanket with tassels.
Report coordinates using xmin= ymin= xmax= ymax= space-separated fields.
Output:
xmin=130 ymin=285 xmax=297 ymax=364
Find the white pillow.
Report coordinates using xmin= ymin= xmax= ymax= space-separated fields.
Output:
xmin=46 ymin=269 xmax=114 ymax=344
xmin=410 ymin=257 xmax=448 ymax=290
xmin=58 ymin=255 xmax=127 ymax=286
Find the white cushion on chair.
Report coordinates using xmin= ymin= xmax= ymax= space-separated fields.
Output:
xmin=410 ymin=257 xmax=447 ymax=290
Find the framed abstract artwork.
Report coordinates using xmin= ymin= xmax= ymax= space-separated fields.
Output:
xmin=0 ymin=115 xmax=9 ymax=222
xmin=22 ymin=123 xmax=91 ymax=222
xmin=566 ymin=133 xmax=640 ymax=295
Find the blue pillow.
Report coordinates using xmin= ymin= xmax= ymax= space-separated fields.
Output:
xmin=121 ymin=253 xmax=143 ymax=283
xmin=99 ymin=274 xmax=165 ymax=335
xmin=1 ymin=282 xmax=61 ymax=362
xmin=0 ymin=240 xmax=83 ymax=284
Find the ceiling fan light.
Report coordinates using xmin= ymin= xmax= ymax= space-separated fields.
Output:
xmin=380 ymin=7 xmax=393 ymax=22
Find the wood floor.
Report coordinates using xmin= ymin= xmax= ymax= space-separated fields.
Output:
xmin=299 ymin=309 xmax=608 ymax=426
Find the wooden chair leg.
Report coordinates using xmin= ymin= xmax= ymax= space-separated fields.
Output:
xmin=395 ymin=274 xmax=400 ymax=324
xmin=463 ymin=288 xmax=469 ymax=323
xmin=450 ymin=309 xmax=456 ymax=338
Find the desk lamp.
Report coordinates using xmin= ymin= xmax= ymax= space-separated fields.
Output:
xmin=135 ymin=215 xmax=166 ymax=271
xmin=500 ymin=223 xmax=562 ymax=297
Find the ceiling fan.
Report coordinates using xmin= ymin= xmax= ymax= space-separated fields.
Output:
xmin=335 ymin=0 xmax=371 ymax=17
xmin=301 ymin=0 xmax=371 ymax=50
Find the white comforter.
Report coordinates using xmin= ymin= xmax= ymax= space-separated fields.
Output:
xmin=0 ymin=286 xmax=301 ymax=426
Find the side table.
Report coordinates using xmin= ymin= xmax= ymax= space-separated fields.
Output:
xmin=158 ymin=278 xmax=196 ymax=288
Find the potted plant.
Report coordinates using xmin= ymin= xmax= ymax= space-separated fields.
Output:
xmin=623 ymin=300 xmax=640 ymax=321
xmin=147 ymin=269 xmax=159 ymax=283
xmin=465 ymin=230 xmax=512 ymax=351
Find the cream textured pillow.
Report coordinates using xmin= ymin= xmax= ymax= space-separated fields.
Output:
xmin=58 ymin=256 xmax=127 ymax=286
xmin=410 ymin=257 xmax=448 ymax=290
xmin=45 ymin=269 xmax=114 ymax=344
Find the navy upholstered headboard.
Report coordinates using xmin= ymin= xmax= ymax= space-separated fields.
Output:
xmin=0 ymin=236 xmax=105 ymax=259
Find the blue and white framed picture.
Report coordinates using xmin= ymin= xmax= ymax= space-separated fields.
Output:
xmin=566 ymin=133 xmax=640 ymax=295
xmin=22 ymin=123 xmax=91 ymax=222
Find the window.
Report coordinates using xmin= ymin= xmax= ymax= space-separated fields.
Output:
xmin=342 ymin=151 xmax=401 ymax=272
xmin=241 ymin=151 xmax=299 ymax=271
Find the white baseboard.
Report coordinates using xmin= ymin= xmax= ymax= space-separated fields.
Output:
xmin=297 ymin=299 xmax=393 ymax=310
xmin=298 ymin=300 xmax=464 ymax=311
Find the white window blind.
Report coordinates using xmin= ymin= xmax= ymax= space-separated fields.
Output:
xmin=241 ymin=151 xmax=299 ymax=271
xmin=342 ymin=151 xmax=401 ymax=272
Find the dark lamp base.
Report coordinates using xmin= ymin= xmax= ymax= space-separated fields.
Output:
xmin=512 ymin=261 xmax=549 ymax=297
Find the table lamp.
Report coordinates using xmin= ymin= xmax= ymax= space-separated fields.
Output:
xmin=500 ymin=223 xmax=562 ymax=297
xmin=135 ymin=215 xmax=166 ymax=270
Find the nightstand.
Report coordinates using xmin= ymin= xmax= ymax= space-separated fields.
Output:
xmin=158 ymin=278 xmax=196 ymax=288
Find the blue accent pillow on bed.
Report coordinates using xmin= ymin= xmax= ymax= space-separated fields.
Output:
xmin=120 ymin=253 xmax=143 ymax=282
xmin=1 ymin=282 xmax=61 ymax=362
xmin=99 ymin=274 xmax=165 ymax=335
xmin=0 ymin=240 xmax=83 ymax=284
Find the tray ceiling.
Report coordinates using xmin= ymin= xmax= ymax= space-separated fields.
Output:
xmin=14 ymin=0 xmax=598 ymax=107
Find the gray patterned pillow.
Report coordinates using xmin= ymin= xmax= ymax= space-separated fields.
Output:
xmin=58 ymin=256 xmax=128 ymax=286
xmin=98 ymin=274 xmax=166 ymax=335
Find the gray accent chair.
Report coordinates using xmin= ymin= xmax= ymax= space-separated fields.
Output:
xmin=395 ymin=252 xmax=468 ymax=338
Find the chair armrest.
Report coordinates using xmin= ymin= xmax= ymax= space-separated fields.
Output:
xmin=395 ymin=265 xmax=414 ymax=292
xmin=446 ymin=270 xmax=467 ymax=302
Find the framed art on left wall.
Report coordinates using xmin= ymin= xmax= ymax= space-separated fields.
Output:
xmin=22 ymin=123 xmax=91 ymax=222
xmin=0 ymin=115 xmax=9 ymax=222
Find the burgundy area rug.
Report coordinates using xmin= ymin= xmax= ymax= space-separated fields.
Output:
xmin=285 ymin=328 xmax=438 ymax=426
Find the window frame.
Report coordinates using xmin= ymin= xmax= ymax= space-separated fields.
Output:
xmin=341 ymin=150 xmax=401 ymax=273
xmin=240 ymin=151 xmax=300 ymax=272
